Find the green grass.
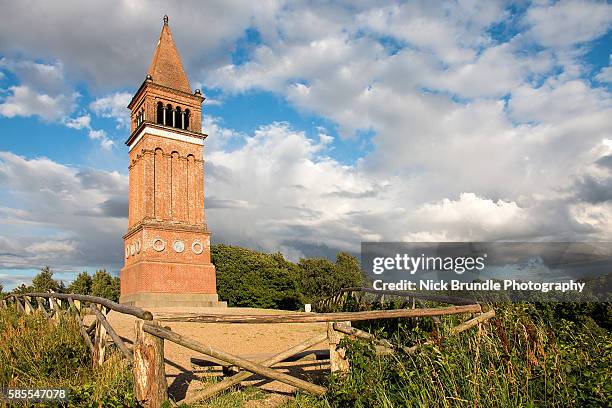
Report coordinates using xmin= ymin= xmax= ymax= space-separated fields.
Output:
xmin=1 ymin=302 xmax=609 ymax=408
xmin=0 ymin=307 xmax=137 ymax=407
xmin=317 ymin=302 xmax=612 ymax=408
xmin=186 ymin=386 xmax=268 ymax=407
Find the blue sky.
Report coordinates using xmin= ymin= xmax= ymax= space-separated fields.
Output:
xmin=0 ymin=0 xmax=611 ymax=290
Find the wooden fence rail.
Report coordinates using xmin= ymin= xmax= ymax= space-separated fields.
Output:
xmin=1 ymin=290 xmax=493 ymax=407
xmin=4 ymin=292 xmax=152 ymax=320
xmin=157 ymin=304 xmax=481 ymax=324
xmin=312 ymin=286 xmax=477 ymax=311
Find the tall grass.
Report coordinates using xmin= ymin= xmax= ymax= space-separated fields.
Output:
xmin=319 ymin=303 xmax=611 ymax=407
xmin=0 ymin=306 xmax=137 ymax=406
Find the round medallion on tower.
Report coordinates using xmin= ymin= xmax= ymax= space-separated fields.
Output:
xmin=152 ymin=238 xmax=165 ymax=252
xmin=192 ymin=240 xmax=203 ymax=255
xmin=173 ymin=240 xmax=185 ymax=253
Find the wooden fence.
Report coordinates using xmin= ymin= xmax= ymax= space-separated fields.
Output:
xmin=312 ymin=286 xmax=478 ymax=311
xmin=1 ymin=290 xmax=494 ymax=407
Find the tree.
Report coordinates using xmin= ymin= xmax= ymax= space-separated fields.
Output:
xmin=0 ymin=282 xmax=3 ymax=294
xmin=212 ymin=244 xmax=302 ymax=309
xmin=333 ymin=252 xmax=364 ymax=290
xmin=90 ymin=270 xmax=120 ymax=302
xmin=32 ymin=266 xmax=59 ymax=293
xmin=297 ymin=252 xmax=363 ymax=302
xmin=12 ymin=284 xmax=33 ymax=294
xmin=68 ymin=271 xmax=92 ymax=295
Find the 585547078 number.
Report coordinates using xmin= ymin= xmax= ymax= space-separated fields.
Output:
xmin=1 ymin=388 xmax=69 ymax=401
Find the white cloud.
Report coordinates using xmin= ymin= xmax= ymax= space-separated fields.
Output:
xmin=0 ymin=85 xmax=77 ymax=121
xmin=597 ymin=66 xmax=612 ymax=83
xmin=596 ymin=55 xmax=612 ymax=83
xmin=25 ymin=240 xmax=77 ymax=255
xmin=525 ymin=0 xmax=612 ymax=48
xmin=0 ymin=151 xmax=127 ymax=272
xmin=63 ymin=115 xmax=115 ymax=150
xmin=0 ymin=1 xmax=283 ymax=89
xmin=509 ymin=79 xmax=611 ymax=123
xmin=355 ymin=1 xmax=505 ymax=64
xmin=0 ymin=58 xmax=114 ymax=150
xmin=204 ymin=120 xmax=608 ymax=257
xmin=87 ymin=129 xmax=114 ymax=150
xmin=0 ymin=58 xmax=66 ymax=94
xmin=90 ymin=92 xmax=132 ymax=128
xmin=64 ymin=114 xmax=91 ymax=130
xmin=405 ymin=193 xmax=531 ymax=241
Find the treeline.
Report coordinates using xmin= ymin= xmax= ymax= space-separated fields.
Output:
xmin=2 ymin=267 xmax=120 ymax=302
xmin=0 ymin=244 xmax=363 ymax=309
xmin=213 ymin=244 xmax=363 ymax=309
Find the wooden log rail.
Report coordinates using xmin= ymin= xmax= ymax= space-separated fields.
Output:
xmin=184 ymin=332 xmax=329 ymax=404
xmin=333 ymin=309 xmax=496 ymax=355
xmin=312 ymin=287 xmax=477 ymax=311
xmin=157 ymin=304 xmax=482 ymax=324
xmin=3 ymin=292 xmax=152 ymax=320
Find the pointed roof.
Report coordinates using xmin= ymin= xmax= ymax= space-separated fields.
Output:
xmin=147 ymin=16 xmax=192 ymax=94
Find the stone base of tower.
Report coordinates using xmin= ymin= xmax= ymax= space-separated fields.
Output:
xmin=120 ymin=292 xmax=226 ymax=308
xmin=120 ymin=261 xmax=227 ymax=308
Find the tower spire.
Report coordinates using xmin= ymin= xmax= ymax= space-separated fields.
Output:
xmin=147 ymin=16 xmax=191 ymax=93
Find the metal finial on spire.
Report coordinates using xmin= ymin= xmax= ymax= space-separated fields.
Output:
xmin=163 ymin=15 xmax=169 ymax=25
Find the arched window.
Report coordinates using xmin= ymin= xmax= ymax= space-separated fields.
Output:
xmin=166 ymin=104 xmax=172 ymax=126
xmin=175 ymin=106 xmax=182 ymax=129
xmin=156 ymin=102 xmax=163 ymax=125
xmin=184 ymin=109 xmax=190 ymax=130
xmin=135 ymin=109 xmax=144 ymax=127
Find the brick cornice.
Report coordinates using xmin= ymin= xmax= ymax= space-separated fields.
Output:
xmin=125 ymin=121 xmax=208 ymax=147
xmin=123 ymin=219 xmax=210 ymax=240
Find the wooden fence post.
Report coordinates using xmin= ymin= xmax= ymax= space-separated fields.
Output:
xmin=92 ymin=305 xmax=107 ymax=368
xmin=91 ymin=304 xmax=132 ymax=362
xmin=327 ymin=322 xmax=349 ymax=373
xmin=49 ymin=297 xmax=61 ymax=321
xmin=65 ymin=298 xmax=93 ymax=351
xmin=23 ymin=296 xmax=34 ymax=314
xmin=36 ymin=298 xmax=49 ymax=319
xmin=15 ymin=297 xmax=25 ymax=313
xmin=133 ymin=320 xmax=167 ymax=407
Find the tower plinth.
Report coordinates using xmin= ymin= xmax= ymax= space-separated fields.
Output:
xmin=119 ymin=17 xmax=225 ymax=308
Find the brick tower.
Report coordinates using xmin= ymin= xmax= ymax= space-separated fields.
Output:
xmin=120 ymin=16 xmax=225 ymax=307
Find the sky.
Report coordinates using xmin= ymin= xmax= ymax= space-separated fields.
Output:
xmin=0 ymin=0 xmax=611 ymax=289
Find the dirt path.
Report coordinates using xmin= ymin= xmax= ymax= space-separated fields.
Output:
xmin=96 ymin=307 xmax=329 ymax=404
